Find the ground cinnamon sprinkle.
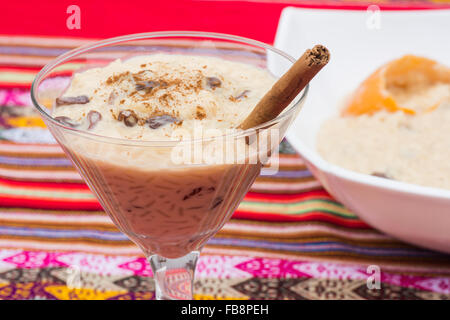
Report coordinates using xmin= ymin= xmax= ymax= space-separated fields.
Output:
xmin=106 ymin=71 xmax=130 ymax=85
xmin=110 ymin=109 xmax=117 ymax=120
xmin=196 ymin=106 xmax=206 ymax=120
xmin=159 ymin=93 xmax=171 ymax=106
xmin=53 ymin=54 xmax=279 ymax=142
xmin=115 ymin=69 xmax=209 ymax=123
xmin=99 ymin=68 xmax=213 ymax=129
xmin=195 ymin=79 xmax=203 ymax=93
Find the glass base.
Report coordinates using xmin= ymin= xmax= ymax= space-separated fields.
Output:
xmin=149 ymin=251 xmax=200 ymax=300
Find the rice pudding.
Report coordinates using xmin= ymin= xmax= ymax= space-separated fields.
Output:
xmin=317 ymin=56 xmax=450 ymax=190
xmin=52 ymin=54 xmax=276 ymax=258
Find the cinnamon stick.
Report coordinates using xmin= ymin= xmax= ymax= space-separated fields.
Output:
xmin=239 ymin=44 xmax=330 ymax=130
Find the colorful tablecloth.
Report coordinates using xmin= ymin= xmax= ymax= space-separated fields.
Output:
xmin=1 ymin=7 xmax=450 ymax=299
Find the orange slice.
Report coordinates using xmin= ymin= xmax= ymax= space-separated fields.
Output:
xmin=342 ymin=55 xmax=450 ymax=116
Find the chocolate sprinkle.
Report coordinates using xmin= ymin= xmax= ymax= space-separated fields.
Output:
xmin=148 ymin=114 xmax=179 ymax=129
xmin=206 ymin=77 xmax=221 ymax=89
xmin=118 ymin=109 xmax=138 ymax=127
xmin=87 ymin=110 xmax=102 ymax=130
xmin=54 ymin=116 xmax=79 ymax=128
xmin=55 ymin=95 xmax=90 ymax=106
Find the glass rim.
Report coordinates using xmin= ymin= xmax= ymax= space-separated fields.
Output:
xmin=30 ymin=31 xmax=308 ymax=147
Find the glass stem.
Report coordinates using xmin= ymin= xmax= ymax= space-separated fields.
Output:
xmin=149 ymin=251 xmax=199 ymax=300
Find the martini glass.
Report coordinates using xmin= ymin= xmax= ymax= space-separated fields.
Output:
xmin=30 ymin=32 xmax=307 ymax=300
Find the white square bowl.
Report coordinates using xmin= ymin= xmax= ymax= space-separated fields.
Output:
xmin=274 ymin=7 xmax=450 ymax=253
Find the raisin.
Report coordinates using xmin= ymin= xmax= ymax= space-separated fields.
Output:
xmin=148 ymin=114 xmax=179 ymax=129
xmin=108 ymin=91 xmax=116 ymax=105
xmin=233 ymin=90 xmax=250 ymax=101
xmin=371 ymin=172 xmax=392 ymax=179
xmin=55 ymin=95 xmax=90 ymax=106
xmin=87 ymin=110 xmax=102 ymax=130
xmin=118 ymin=109 xmax=138 ymax=127
xmin=183 ymin=187 xmax=203 ymax=201
xmin=136 ymin=80 xmax=160 ymax=92
xmin=206 ymin=77 xmax=221 ymax=89
xmin=210 ymin=197 xmax=223 ymax=209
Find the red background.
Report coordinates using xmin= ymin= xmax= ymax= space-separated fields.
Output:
xmin=1 ymin=0 xmax=449 ymax=44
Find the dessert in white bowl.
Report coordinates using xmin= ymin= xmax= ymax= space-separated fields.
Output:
xmin=276 ymin=7 xmax=450 ymax=253
xmin=317 ymin=56 xmax=450 ymax=191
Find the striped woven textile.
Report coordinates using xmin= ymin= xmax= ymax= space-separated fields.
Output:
xmin=0 ymin=34 xmax=449 ymax=300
